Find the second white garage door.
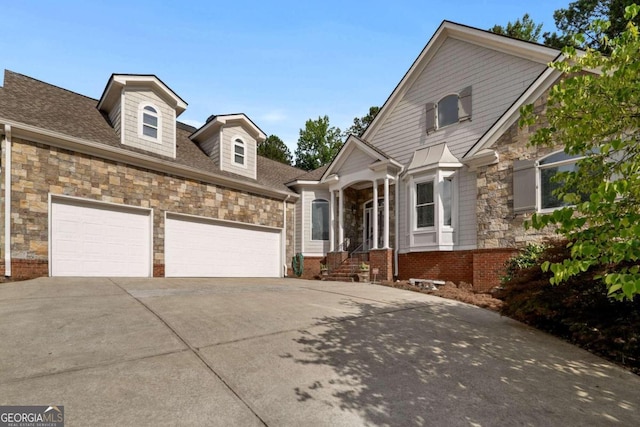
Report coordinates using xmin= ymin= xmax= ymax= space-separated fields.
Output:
xmin=165 ymin=214 xmax=281 ymax=277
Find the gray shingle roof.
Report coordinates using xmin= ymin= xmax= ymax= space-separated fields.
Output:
xmin=0 ymin=70 xmax=303 ymax=196
xmin=290 ymin=164 xmax=330 ymax=182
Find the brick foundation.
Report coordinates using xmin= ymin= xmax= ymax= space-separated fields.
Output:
xmin=398 ymin=248 xmax=517 ymax=292
xmin=472 ymin=249 xmax=518 ymax=291
xmin=369 ymin=249 xmax=393 ymax=282
xmin=0 ymin=260 xmax=49 ymax=280
xmin=153 ymin=264 xmax=165 ymax=278
xmin=293 ymin=255 xmax=325 ymax=280
xmin=326 ymin=251 xmax=348 ymax=272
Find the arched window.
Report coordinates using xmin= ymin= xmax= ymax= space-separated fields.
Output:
xmin=139 ymin=103 xmax=161 ymax=141
xmin=437 ymin=94 xmax=459 ymax=128
xmin=311 ymin=199 xmax=329 ymax=241
xmin=233 ymin=138 xmax=245 ymax=166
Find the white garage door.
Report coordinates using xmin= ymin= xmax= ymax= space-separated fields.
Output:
xmin=51 ymin=197 xmax=152 ymax=277
xmin=165 ymin=214 xmax=281 ymax=277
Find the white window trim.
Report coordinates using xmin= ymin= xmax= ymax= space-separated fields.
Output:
xmin=231 ymin=136 xmax=247 ymax=168
xmin=138 ymin=102 xmax=162 ymax=143
xmin=436 ymin=93 xmax=459 ymax=130
xmin=535 ymin=150 xmax=583 ymax=213
xmin=413 ymin=175 xmax=436 ymax=231
xmin=440 ymin=171 xmax=456 ymax=231
xmin=311 ymin=198 xmax=329 ymax=241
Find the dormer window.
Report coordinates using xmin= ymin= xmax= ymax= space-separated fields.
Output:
xmin=233 ymin=138 xmax=245 ymax=166
xmin=139 ymin=103 xmax=161 ymax=141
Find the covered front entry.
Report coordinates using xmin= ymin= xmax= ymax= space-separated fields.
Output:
xmin=50 ymin=196 xmax=152 ymax=277
xmin=320 ymin=135 xmax=403 ymax=281
xmin=164 ymin=213 xmax=281 ymax=277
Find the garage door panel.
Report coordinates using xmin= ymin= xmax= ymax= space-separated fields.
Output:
xmin=51 ymin=199 xmax=151 ymax=277
xmin=165 ymin=215 xmax=281 ymax=277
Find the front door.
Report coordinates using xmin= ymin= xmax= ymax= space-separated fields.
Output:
xmin=363 ymin=199 xmax=383 ymax=251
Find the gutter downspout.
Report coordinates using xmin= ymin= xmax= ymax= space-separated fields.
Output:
xmin=283 ymin=195 xmax=290 ymax=277
xmin=3 ymin=125 xmax=11 ymax=277
xmin=394 ymin=172 xmax=400 ymax=279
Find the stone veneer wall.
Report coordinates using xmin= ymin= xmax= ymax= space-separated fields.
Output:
xmin=475 ymin=89 xmax=562 ymax=250
xmin=341 ymin=185 xmax=396 ymax=251
xmin=0 ymin=138 xmax=296 ymax=278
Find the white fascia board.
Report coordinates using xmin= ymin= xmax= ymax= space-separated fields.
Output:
xmin=362 ymin=21 xmax=560 ymax=143
xmin=1 ymin=118 xmax=298 ymax=201
xmin=98 ymin=74 xmax=187 ymax=116
xmin=191 ymin=113 xmax=266 ymax=142
xmin=321 ymin=135 xmax=388 ymax=181
xmin=444 ymin=23 xmax=559 ymax=64
xmin=287 ymin=180 xmax=324 ymax=187
xmin=462 ymin=149 xmax=499 ymax=171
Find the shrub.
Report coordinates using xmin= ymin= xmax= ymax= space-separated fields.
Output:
xmin=501 ymin=243 xmax=546 ymax=284
xmin=498 ymin=240 xmax=640 ymax=374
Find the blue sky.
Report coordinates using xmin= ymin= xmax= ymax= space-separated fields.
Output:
xmin=1 ymin=1 xmax=568 ymax=154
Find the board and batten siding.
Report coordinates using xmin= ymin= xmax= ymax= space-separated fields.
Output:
xmin=370 ymin=37 xmax=545 ymax=253
xmin=302 ymin=188 xmax=330 ymax=255
xmin=220 ymin=124 xmax=257 ymax=180
xmin=122 ymin=88 xmax=176 ymax=158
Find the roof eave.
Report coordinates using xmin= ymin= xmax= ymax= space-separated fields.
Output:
xmin=362 ymin=20 xmax=561 ymax=143
xmin=191 ymin=114 xmax=267 ymax=143
xmin=1 ymin=117 xmax=297 ymax=201
xmin=97 ymin=74 xmax=188 ymax=116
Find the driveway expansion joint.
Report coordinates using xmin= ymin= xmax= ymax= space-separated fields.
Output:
xmin=107 ymin=279 xmax=269 ymax=427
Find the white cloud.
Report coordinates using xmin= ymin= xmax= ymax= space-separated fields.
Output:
xmin=260 ymin=110 xmax=288 ymax=123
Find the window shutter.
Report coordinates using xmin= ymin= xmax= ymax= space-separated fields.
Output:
xmin=425 ymin=102 xmax=436 ymax=134
xmin=513 ymin=159 xmax=536 ymax=213
xmin=458 ymin=86 xmax=472 ymax=121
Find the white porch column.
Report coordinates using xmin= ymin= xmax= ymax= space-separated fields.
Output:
xmin=383 ymin=177 xmax=390 ymax=248
xmin=338 ymin=187 xmax=344 ymax=250
xmin=372 ymin=179 xmax=378 ymax=249
xmin=329 ymin=190 xmax=336 ymax=252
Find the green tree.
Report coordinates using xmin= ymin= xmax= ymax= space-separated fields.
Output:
xmin=257 ymin=134 xmax=292 ymax=165
xmin=489 ymin=13 xmax=544 ymax=42
xmin=344 ymin=106 xmax=380 ymax=138
xmin=543 ymin=0 xmax=640 ymax=50
xmin=294 ymin=115 xmax=342 ymax=171
xmin=521 ymin=4 xmax=640 ymax=300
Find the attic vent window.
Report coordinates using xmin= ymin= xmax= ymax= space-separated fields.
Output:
xmin=438 ymin=95 xmax=458 ymax=128
xmin=234 ymin=139 xmax=245 ymax=165
xmin=425 ymin=86 xmax=472 ymax=133
xmin=139 ymin=104 xmax=161 ymax=141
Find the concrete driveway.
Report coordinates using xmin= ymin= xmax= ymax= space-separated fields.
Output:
xmin=1 ymin=277 xmax=639 ymax=426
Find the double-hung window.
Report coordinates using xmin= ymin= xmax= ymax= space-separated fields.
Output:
xmin=140 ymin=104 xmax=161 ymax=141
xmin=416 ymin=181 xmax=435 ymax=228
xmin=233 ymin=139 xmax=245 ymax=166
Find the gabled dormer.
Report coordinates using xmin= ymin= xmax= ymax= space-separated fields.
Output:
xmin=98 ymin=74 xmax=187 ymax=158
xmin=190 ymin=114 xmax=266 ymax=180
